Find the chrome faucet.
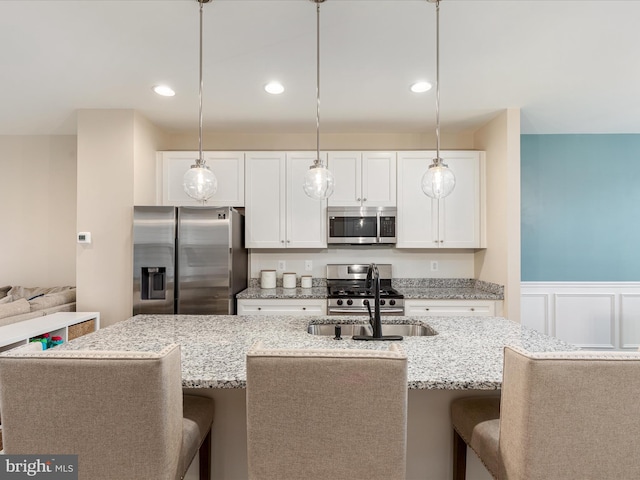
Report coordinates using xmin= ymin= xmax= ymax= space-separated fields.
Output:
xmin=353 ymin=263 xmax=403 ymax=342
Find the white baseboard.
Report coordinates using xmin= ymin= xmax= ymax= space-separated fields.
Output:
xmin=521 ymin=282 xmax=640 ymax=351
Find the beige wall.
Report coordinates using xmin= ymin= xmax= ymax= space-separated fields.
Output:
xmin=76 ymin=109 xmax=163 ymax=327
xmin=163 ymin=131 xmax=476 ymax=151
xmin=0 ymin=135 xmax=76 ymax=286
xmin=473 ymin=109 xmax=521 ymax=320
xmin=134 ymin=112 xmax=166 ymax=205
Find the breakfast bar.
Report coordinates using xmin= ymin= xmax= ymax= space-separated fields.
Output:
xmin=51 ymin=313 xmax=576 ymax=479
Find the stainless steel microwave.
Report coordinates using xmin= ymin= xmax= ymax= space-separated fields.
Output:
xmin=327 ymin=206 xmax=397 ymax=244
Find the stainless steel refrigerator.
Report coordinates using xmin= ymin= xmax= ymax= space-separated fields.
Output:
xmin=133 ymin=206 xmax=247 ymax=315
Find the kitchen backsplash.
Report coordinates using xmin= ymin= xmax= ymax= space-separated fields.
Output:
xmin=249 ymin=248 xmax=477 ymax=279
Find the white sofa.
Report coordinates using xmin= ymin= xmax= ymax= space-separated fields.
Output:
xmin=0 ymin=286 xmax=76 ymax=328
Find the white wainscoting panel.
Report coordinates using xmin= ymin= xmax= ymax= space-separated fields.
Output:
xmin=520 ymin=294 xmax=549 ymax=335
xmin=521 ymin=283 xmax=640 ymax=351
xmin=620 ymin=294 xmax=640 ymax=349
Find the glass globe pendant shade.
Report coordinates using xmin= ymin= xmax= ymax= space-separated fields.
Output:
xmin=303 ymin=163 xmax=335 ymax=200
xmin=183 ymin=164 xmax=218 ymax=202
xmin=421 ymin=160 xmax=455 ymax=199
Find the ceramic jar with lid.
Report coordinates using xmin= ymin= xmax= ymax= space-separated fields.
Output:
xmin=260 ymin=270 xmax=276 ymax=289
xmin=301 ymin=275 xmax=313 ymax=289
xmin=282 ymin=272 xmax=297 ymax=289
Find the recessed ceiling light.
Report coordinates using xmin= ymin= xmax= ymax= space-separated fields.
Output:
xmin=264 ymin=82 xmax=285 ymax=95
xmin=153 ymin=85 xmax=176 ymax=97
xmin=410 ymin=81 xmax=432 ymax=93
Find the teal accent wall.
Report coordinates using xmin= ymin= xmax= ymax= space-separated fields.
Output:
xmin=521 ymin=134 xmax=640 ymax=281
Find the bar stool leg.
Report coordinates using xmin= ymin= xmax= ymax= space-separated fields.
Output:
xmin=453 ymin=428 xmax=467 ymax=480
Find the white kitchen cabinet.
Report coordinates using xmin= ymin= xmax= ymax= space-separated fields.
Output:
xmin=158 ymin=151 xmax=245 ymax=206
xmin=245 ymin=152 xmax=327 ymax=249
xmin=327 ymin=152 xmax=396 ymax=207
xmin=405 ymin=299 xmax=499 ymax=317
xmin=237 ymin=299 xmax=326 ymax=316
xmin=396 ymin=151 xmax=485 ymax=248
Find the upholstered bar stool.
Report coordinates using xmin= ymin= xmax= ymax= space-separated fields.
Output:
xmin=246 ymin=342 xmax=408 ymax=480
xmin=0 ymin=344 xmax=213 ymax=480
xmin=451 ymin=346 xmax=640 ymax=480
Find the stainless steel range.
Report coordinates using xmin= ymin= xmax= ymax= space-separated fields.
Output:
xmin=326 ymin=264 xmax=404 ymax=316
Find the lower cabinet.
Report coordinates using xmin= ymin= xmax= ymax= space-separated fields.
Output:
xmin=405 ymin=299 xmax=500 ymax=317
xmin=237 ymin=299 xmax=326 ymax=316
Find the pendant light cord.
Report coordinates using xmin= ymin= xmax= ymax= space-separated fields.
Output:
xmin=316 ymin=1 xmax=321 ymax=167
xmin=435 ymin=0 xmax=440 ymax=162
xmin=198 ymin=0 xmax=204 ymax=165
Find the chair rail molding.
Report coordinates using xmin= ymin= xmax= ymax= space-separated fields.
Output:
xmin=521 ymin=282 xmax=640 ymax=351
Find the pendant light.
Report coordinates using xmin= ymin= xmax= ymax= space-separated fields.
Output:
xmin=303 ymin=0 xmax=334 ymax=200
xmin=421 ymin=0 xmax=455 ymax=199
xmin=183 ymin=0 xmax=218 ymax=203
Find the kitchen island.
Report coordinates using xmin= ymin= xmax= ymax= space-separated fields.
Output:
xmin=52 ymin=314 xmax=575 ymax=480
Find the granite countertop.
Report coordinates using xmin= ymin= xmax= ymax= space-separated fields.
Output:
xmin=236 ymin=278 xmax=504 ymax=301
xmin=50 ymin=314 xmax=575 ymax=390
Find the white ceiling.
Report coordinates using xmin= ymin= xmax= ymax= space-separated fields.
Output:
xmin=2 ymin=0 xmax=639 ymax=136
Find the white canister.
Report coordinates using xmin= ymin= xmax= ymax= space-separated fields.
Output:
xmin=260 ymin=270 xmax=276 ymax=289
xmin=301 ymin=275 xmax=313 ymax=289
xmin=282 ymin=272 xmax=297 ymax=289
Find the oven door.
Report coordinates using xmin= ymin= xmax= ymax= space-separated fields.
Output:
xmin=327 ymin=208 xmax=378 ymax=244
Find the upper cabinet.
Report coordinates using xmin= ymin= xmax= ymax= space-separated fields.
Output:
xmin=158 ymin=151 xmax=245 ymax=207
xmin=396 ymin=151 xmax=485 ymax=249
xmin=327 ymin=152 xmax=396 ymax=207
xmin=245 ymin=152 xmax=327 ymax=249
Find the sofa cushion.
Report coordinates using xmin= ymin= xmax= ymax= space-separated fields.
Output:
xmin=0 ymin=286 xmax=10 ymax=299
xmin=0 ymin=298 xmax=30 ymax=320
xmin=8 ymin=286 xmax=74 ymax=300
xmin=29 ymin=289 xmax=76 ymax=311
xmin=0 ymin=295 xmax=13 ymax=305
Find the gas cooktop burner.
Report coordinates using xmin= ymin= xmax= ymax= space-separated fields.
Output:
xmin=325 ymin=264 xmax=405 ymax=316
xmin=328 ymin=286 xmax=403 ymax=298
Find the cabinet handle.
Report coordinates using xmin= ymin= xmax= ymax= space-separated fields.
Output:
xmin=257 ymin=307 xmax=262 ymax=311
xmin=281 ymin=240 xmax=285 ymax=244
xmin=302 ymin=307 xmax=306 ymax=310
xmin=434 ymin=240 xmax=438 ymax=243
xmin=440 ymin=240 xmax=444 ymax=243
xmin=363 ymin=198 xmax=367 ymax=202
xmin=425 ymin=308 xmax=430 ymax=311
xmin=287 ymin=240 xmax=290 ymax=243
xmin=470 ymin=308 xmax=475 ymax=311
xmin=356 ymin=197 xmax=361 ymax=201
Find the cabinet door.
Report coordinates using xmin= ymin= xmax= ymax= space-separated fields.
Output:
xmin=286 ymin=152 xmax=327 ymax=248
xmin=160 ymin=151 xmax=244 ymax=206
xmin=327 ymin=152 xmax=362 ymax=206
xmin=237 ymin=299 xmax=326 ymax=316
xmin=405 ymin=299 xmax=495 ymax=317
xmin=245 ymin=152 xmax=286 ymax=248
xmin=397 ymin=150 xmax=484 ymax=249
xmin=396 ymin=151 xmax=438 ymax=248
xmin=362 ymin=152 xmax=396 ymax=206
xmin=438 ymin=152 xmax=482 ymax=248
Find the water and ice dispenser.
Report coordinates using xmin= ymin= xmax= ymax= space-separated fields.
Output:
xmin=141 ymin=267 xmax=166 ymax=300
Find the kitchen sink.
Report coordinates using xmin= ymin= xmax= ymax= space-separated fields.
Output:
xmin=307 ymin=324 xmax=372 ymax=337
xmin=307 ymin=323 xmax=436 ymax=337
xmin=377 ymin=324 xmax=437 ymax=337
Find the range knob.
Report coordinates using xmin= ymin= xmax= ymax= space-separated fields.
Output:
xmin=336 ymin=299 xmax=343 ymax=306
xmin=389 ymin=299 xmax=396 ymax=306
xmin=347 ymin=299 xmax=353 ymax=306
xmin=380 ymin=299 xmax=386 ymax=306
xmin=363 ymin=299 xmax=369 ymax=306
